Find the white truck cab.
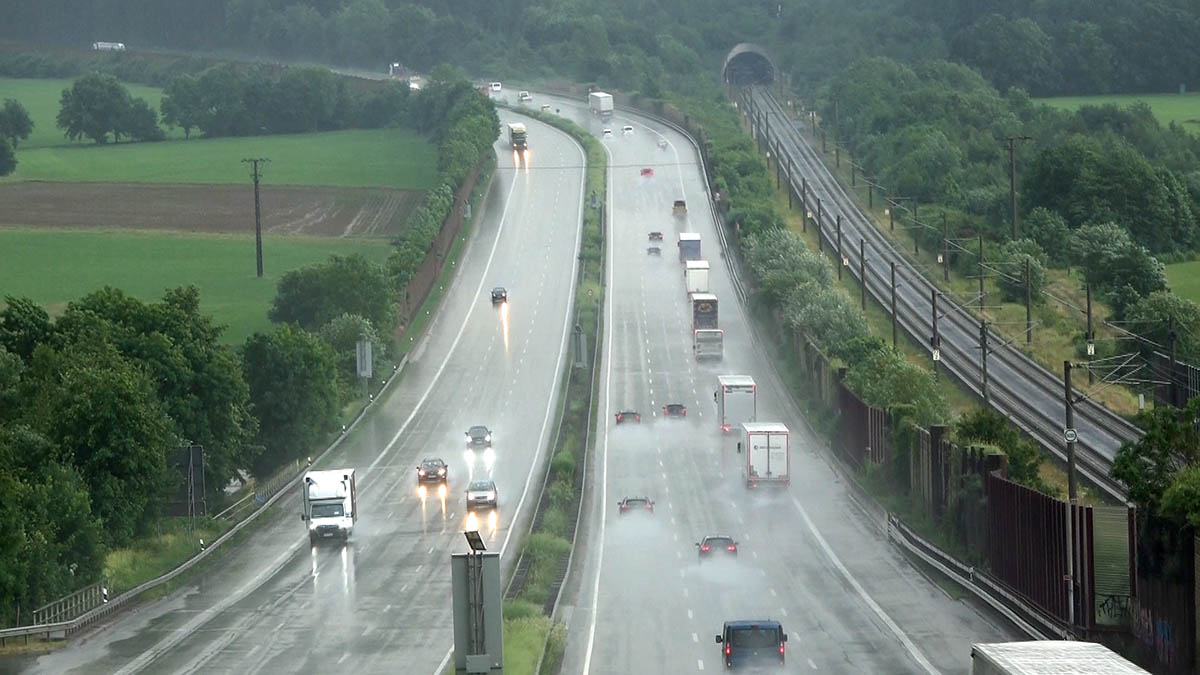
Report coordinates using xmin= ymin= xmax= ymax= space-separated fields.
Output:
xmin=301 ymin=469 xmax=357 ymax=544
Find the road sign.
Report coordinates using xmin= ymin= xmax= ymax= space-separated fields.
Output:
xmin=1064 ymin=428 xmax=1078 ymax=443
xmin=932 ymin=348 xmax=941 ymax=362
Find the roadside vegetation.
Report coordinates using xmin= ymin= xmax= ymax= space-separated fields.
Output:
xmin=1037 ymin=93 xmax=1200 ymax=132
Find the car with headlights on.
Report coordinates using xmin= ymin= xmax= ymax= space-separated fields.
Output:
xmin=416 ymin=457 xmax=448 ymax=484
xmin=466 ymin=425 xmax=493 ymax=447
xmin=466 ymin=479 xmax=498 ymax=510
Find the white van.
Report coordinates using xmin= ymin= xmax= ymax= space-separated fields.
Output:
xmin=489 ymin=82 xmax=502 ymax=92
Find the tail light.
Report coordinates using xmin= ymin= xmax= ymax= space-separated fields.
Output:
xmin=780 ymin=644 xmax=785 ymax=655
xmin=727 ymin=545 xmax=736 ymax=551
xmin=645 ymin=503 xmax=653 ymax=510
xmin=725 ymin=645 xmax=731 ymax=656
xmin=681 ymin=408 xmax=687 ymax=416
xmin=721 ymin=424 xmax=731 ymax=433
xmin=700 ymin=545 xmax=710 ymax=552
xmin=616 ymin=414 xmax=623 ymax=422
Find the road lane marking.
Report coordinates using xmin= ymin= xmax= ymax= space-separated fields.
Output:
xmin=687 ymin=609 xmax=693 ymax=619
xmin=337 ymin=653 xmax=349 ymax=664
xmin=697 ymin=660 xmax=704 ymax=671
xmin=780 ymin=608 xmax=787 ymax=617
xmin=808 ymin=658 xmax=818 ymax=669
xmin=692 ymin=633 xmax=698 ymax=643
xmin=792 ymin=496 xmax=938 ymax=674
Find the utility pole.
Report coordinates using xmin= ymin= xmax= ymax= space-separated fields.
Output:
xmin=836 ymin=214 xmax=843 ymax=280
xmin=978 ymin=235 xmax=985 ymax=313
xmin=1169 ymin=315 xmax=1178 ymax=407
xmin=242 ymin=157 xmax=269 ymax=278
xmin=859 ymin=238 xmax=866 ymax=311
xmin=1005 ymin=136 xmax=1032 ymax=240
xmin=942 ymin=212 xmax=950 ymax=282
xmin=787 ymin=156 xmax=794 ymax=209
xmin=868 ymin=182 xmax=874 ymax=209
xmin=1064 ymin=361 xmax=1077 ymax=502
xmin=889 ymin=201 xmax=895 ymax=231
xmin=1086 ymin=284 xmax=1095 ymax=385
xmin=980 ymin=319 xmax=990 ymax=404
xmin=817 ymin=198 xmax=824 ymax=254
xmin=891 ymin=262 xmax=898 ymax=348
xmin=1025 ymin=257 xmax=1033 ymax=344
xmin=931 ymin=290 xmax=941 ymax=381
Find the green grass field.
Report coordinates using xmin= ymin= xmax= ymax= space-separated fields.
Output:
xmin=5 ymin=127 xmax=438 ymax=188
xmin=1167 ymin=259 xmax=1200 ymax=303
xmin=1038 ymin=93 xmax=1200 ymax=131
xmin=1 ymin=76 xmax=438 ymax=188
xmin=0 ymin=228 xmax=393 ymax=344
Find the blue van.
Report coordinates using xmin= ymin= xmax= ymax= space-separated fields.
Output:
xmin=715 ymin=620 xmax=788 ymax=669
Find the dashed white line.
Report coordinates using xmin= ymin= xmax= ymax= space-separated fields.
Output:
xmin=780 ymin=608 xmax=788 ymax=617
xmin=415 ymin=564 xmax=423 ymax=573
xmin=808 ymin=658 xmax=818 ymax=669
xmin=428 ymin=546 xmax=435 ymax=554
xmin=769 ymin=588 xmax=777 ymax=597
xmin=692 ymin=632 xmax=699 ymax=643
xmin=687 ymin=609 xmax=693 ymax=619
xmin=337 ymin=652 xmax=349 ymax=664
xmin=697 ymin=659 xmax=705 ymax=671
xmin=247 ymin=645 xmax=260 ymax=658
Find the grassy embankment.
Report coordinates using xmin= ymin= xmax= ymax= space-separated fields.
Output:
xmin=1037 ymin=92 xmax=1200 ymax=132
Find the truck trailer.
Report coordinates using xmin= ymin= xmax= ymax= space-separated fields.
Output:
xmin=678 ymin=233 xmax=701 ymax=263
xmin=508 ymin=122 xmax=527 ymax=151
xmin=685 ymin=259 xmax=710 ymax=295
xmin=588 ymin=92 xmax=614 ymax=117
xmin=691 ymin=293 xmax=718 ymax=331
xmin=693 ymin=328 xmax=724 ymax=361
xmin=92 ymin=41 xmax=126 ymax=51
xmin=738 ymin=423 xmax=789 ymax=488
xmin=301 ymin=469 xmax=358 ymax=544
xmin=716 ymin=375 xmax=756 ymax=433
xmin=970 ymin=641 xmax=1147 ymax=675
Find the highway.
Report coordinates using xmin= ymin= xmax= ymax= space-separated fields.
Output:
xmin=525 ymin=93 xmax=1018 ymax=673
xmin=22 ymin=110 xmax=585 ymax=675
xmin=742 ymin=86 xmax=1140 ymax=499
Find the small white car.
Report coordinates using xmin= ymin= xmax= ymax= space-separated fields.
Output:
xmin=541 ymin=104 xmax=551 ymax=113
xmin=489 ymin=82 xmax=502 ymax=92
xmin=622 ymin=125 xmax=634 ymax=136
xmin=517 ymin=91 xmax=532 ymax=102
xmin=602 ymin=128 xmax=613 ymax=138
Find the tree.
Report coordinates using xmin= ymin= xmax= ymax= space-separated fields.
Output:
xmin=194 ymin=64 xmax=249 ymax=137
xmin=1123 ymin=291 xmax=1200 ymax=363
xmin=951 ymin=14 xmax=1058 ymax=95
xmin=955 ymin=408 xmax=1054 ymax=494
xmin=121 ymin=98 xmax=165 ymax=142
xmin=993 ymin=239 xmax=1048 ymax=303
xmin=25 ymin=340 xmax=175 ymax=545
xmin=1025 ymin=207 xmax=1071 ymax=265
xmin=1112 ymin=397 xmax=1200 ymax=514
xmin=842 ymin=346 xmax=948 ymax=426
xmin=160 ymin=74 xmax=203 ymax=139
xmin=55 ymin=287 xmax=258 ymax=501
xmin=56 ymin=72 xmax=132 ymax=144
xmin=1067 ymin=222 xmax=1167 ymax=313
xmin=0 ymin=137 xmax=14 ymax=177
xmin=318 ymin=313 xmax=384 ymax=396
xmin=241 ymin=324 xmax=339 ymax=476
xmin=0 ymin=98 xmax=33 ymax=148
xmin=0 ymin=295 xmax=53 ymax=362
xmin=269 ymin=254 xmax=397 ymax=336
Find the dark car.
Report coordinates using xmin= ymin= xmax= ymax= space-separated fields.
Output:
xmin=618 ymin=496 xmax=655 ymax=514
xmin=491 ymin=287 xmax=507 ymax=304
xmin=647 ymin=246 xmax=662 ymax=256
xmin=466 ymin=425 xmax=493 ymax=446
xmin=697 ymin=535 xmax=738 ymax=560
xmin=615 ymin=410 xmax=641 ymax=424
xmin=648 ymin=231 xmax=664 ymax=241
xmin=663 ymin=403 xmax=687 ymax=418
xmin=466 ymin=479 xmax=498 ymax=510
xmin=416 ymin=457 xmax=448 ymax=484
xmin=640 ymin=168 xmax=654 ymax=177
xmin=715 ymin=620 xmax=788 ymax=669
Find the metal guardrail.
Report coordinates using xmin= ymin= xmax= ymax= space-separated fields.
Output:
xmin=0 ymin=355 xmax=411 ymax=644
xmin=886 ymin=513 xmax=1072 ymax=641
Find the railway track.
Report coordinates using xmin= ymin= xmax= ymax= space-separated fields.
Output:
xmin=744 ymin=86 xmax=1140 ymax=501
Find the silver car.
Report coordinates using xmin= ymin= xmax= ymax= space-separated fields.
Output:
xmin=466 ymin=480 xmax=498 ymax=510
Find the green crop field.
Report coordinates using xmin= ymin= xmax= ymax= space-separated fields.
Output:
xmin=0 ymin=77 xmax=438 ymax=188
xmin=1167 ymin=260 xmax=1200 ymax=304
xmin=0 ymin=228 xmax=393 ymax=344
xmin=1037 ymin=93 xmax=1200 ymax=131
xmin=5 ymin=127 xmax=438 ymax=188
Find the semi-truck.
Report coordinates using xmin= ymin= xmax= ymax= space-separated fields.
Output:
xmin=301 ymin=469 xmax=358 ymax=544
xmin=693 ymin=328 xmax=724 ymax=361
xmin=692 ymin=293 xmax=718 ymax=330
xmin=970 ymin=641 xmax=1147 ymax=675
xmin=738 ymin=423 xmax=789 ymax=487
xmin=716 ymin=375 xmax=756 ymax=433
xmin=678 ymin=233 xmax=701 ymax=263
xmin=92 ymin=41 xmax=126 ymax=51
xmin=588 ymin=92 xmax=614 ymax=117
xmin=508 ymin=123 xmax=527 ymax=151
xmin=685 ymin=259 xmax=710 ymax=295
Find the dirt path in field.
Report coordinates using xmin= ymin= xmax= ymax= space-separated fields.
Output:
xmin=0 ymin=182 xmax=422 ymax=238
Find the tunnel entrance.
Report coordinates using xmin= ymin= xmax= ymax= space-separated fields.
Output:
xmin=723 ymin=43 xmax=775 ymax=86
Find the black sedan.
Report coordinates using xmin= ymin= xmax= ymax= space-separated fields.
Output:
xmin=416 ymin=457 xmax=448 ymax=484
xmin=697 ymin=535 xmax=738 ymax=561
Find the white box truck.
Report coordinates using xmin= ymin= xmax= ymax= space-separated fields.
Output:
xmin=588 ymin=91 xmax=613 ymax=117
xmin=301 ymin=469 xmax=358 ymax=544
xmin=716 ymin=375 xmax=756 ymax=433
xmin=685 ymin=260 xmax=710 ymax=295
xmin=693 ymin=328 xmax=724 ymax=361
xmin=738 ymin=423 xmax=789 ymax=488
xmin=970 ymin=641 xmax=1147 ymax=675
